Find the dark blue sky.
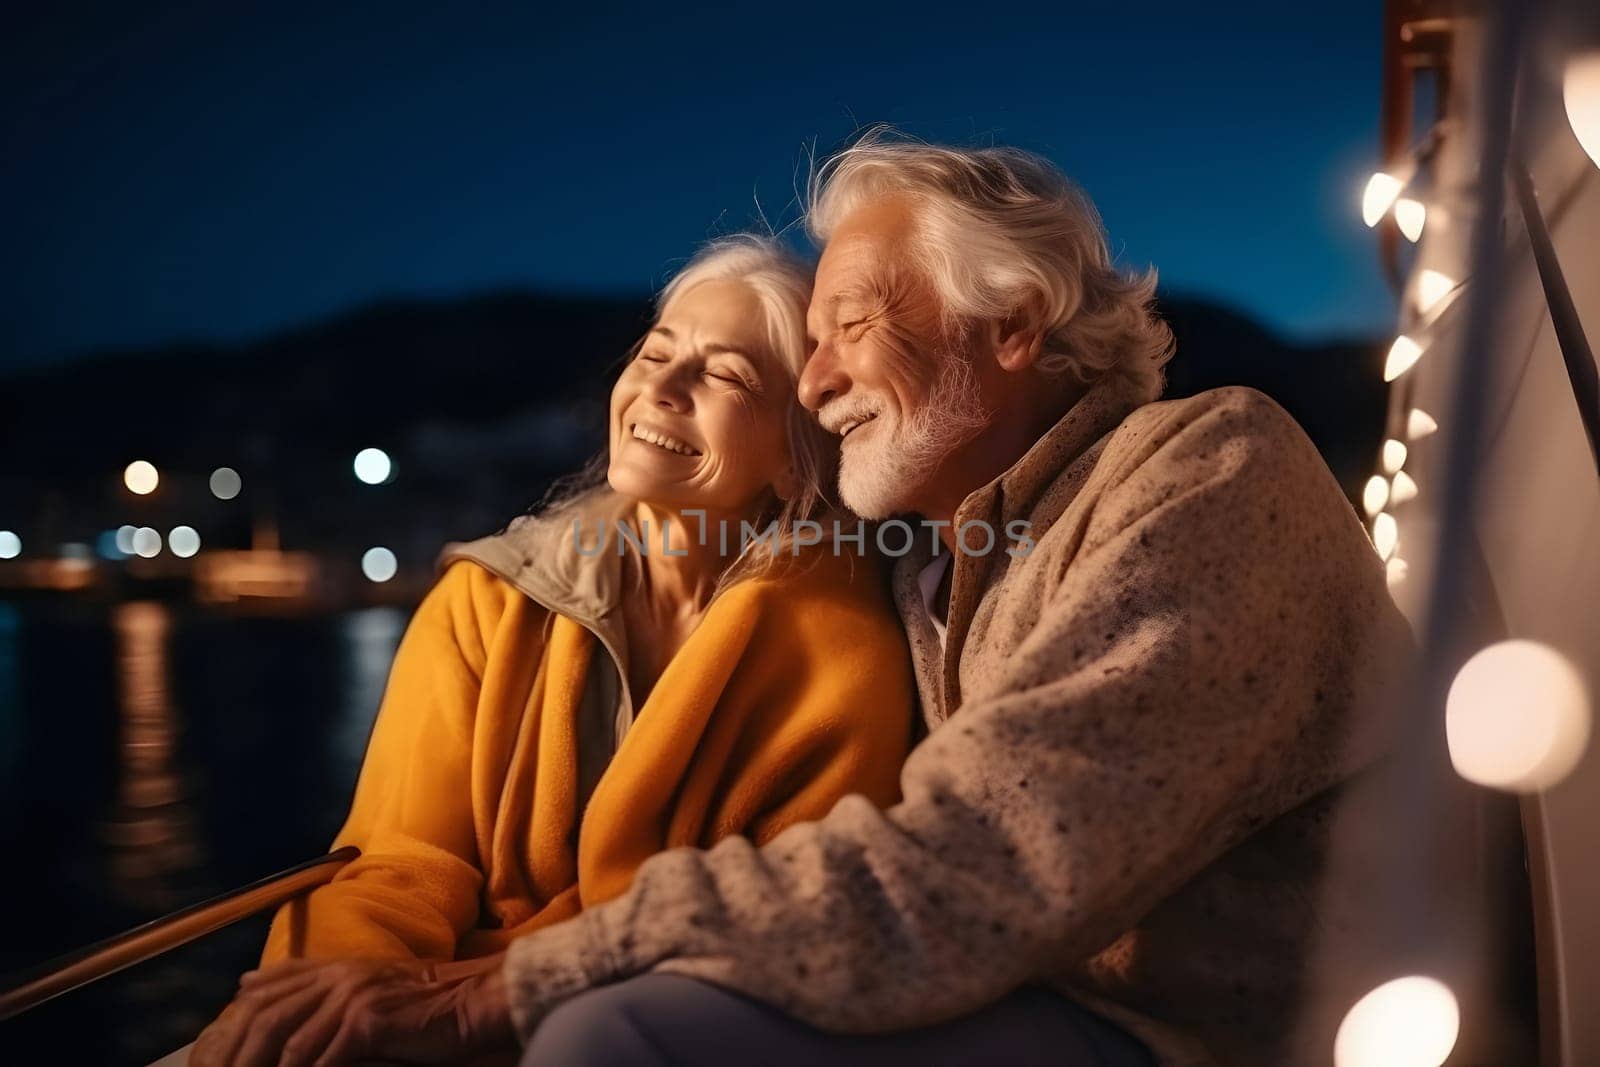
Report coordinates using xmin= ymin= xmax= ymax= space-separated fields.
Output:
xmin=3 ymin=2 xmax=1394 ymax=371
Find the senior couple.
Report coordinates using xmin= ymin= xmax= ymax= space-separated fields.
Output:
xmin=189 ymin=130 xmax=1415 ymax=1066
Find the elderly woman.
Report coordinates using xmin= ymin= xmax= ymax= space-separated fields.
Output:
xmin=189 ymin=236 xmax=914 ymax=1066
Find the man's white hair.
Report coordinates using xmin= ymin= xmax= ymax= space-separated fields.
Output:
xmin=807 ymin=127 xmax=1175 ymax=402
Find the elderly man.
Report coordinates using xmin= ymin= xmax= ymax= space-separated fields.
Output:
xmin=199 ymin=132 xmax=1415 ymax=1067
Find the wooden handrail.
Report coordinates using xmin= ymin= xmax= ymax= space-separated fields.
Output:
xmin=0 ymin=846 xmax=359 ymax=1020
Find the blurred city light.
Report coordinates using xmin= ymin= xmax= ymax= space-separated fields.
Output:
xmin=361 ymin=547 xmax=398 ymax=582
xmin=97 ymin=530 xmax=129 ymax=560
xmin=169 ymin=526 xmax=202 ymax=558
xmin=115 ymin=525 xmax=139 ymax=554
xmin=132 ymin=527 xmax=162 ymax=558
xmin=353 ymin=448 xmax=393 ymax=485
xmin=125 ymin=460 xmax=160 ymax=495
xmin=0 ymin=531 xmax=20 ymax=559
xmin=1446 ymin=640 xmax=1592 ymax=792
xmin=1334 ymin=975 xmax=1459 ymax=1067
xmin=210 ymin=467 xmax=242 ymax=500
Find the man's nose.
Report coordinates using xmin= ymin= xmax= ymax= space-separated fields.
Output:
xmin=798 ymin=342 xmax=848 ymax=412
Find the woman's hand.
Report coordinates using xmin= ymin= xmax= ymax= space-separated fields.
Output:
xmin=190 ymin=955 xmax=515 ymax=1066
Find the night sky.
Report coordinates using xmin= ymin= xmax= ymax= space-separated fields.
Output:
xmin=3 ymin=2 xmax=1395 ymax=372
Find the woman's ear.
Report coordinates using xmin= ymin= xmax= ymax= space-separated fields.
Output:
xmin=991 ymin=302 xmax=1047 ymax=373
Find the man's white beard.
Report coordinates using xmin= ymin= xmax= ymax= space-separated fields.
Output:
xmin=838 ymin=349 xmax=989 ymax=519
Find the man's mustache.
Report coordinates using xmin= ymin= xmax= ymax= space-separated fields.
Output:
xmin=817 ymin=396 xmax=884 ymax=436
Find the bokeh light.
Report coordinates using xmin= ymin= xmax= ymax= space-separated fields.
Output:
xmin=0 ymin=531 xmax=20 ymax=559
xmin=1415 ymin=269 xmax=1457 ymax=314
xmin=168 ymin=526 xmax=201 ymax=558
xmin=1334 ymin=976 xmax=1459 ymax=1067
xmin=353 ymin=448 xmax=393 ymax=485
xmin=361 ymin=547 xmax=398 ymax=583
xmin=132 ymin=527 xmax=162 ymax=558
xmin=210 ymin=467 xmax=242 ymax=500
xmin=1446 ymin=639 xmax=1592 ymax=792
xmin=1394 ymin=197 xmax=1426 ymax=242
xmin=1362 ymin=475 xmax=1390 ymax=517
xmin=1372 ymin=513 xmax=1398 ymax=561
xmin=1384 ymin=336 xmax=1424 ymax=382
xmin=124 ymin=460 xmax=160 ymax=495
xmin=1381 ymin=439 xmax=1408 ymax=475
xmin=1361 ymin=171 xmax=1404 ymax=227
xmin=1564 ymin=51 xmax=1600 ymax=170
xmin=1407 ymin=408 xmax=1438 ymax=440
xmin=115 ymin=525 xmax=138 ymax=554
xmin=97 ymin=530 xmax=128 ymax=560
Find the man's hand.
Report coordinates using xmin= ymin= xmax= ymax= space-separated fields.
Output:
xmin=190 ymin=955 xmax=515 ymax=1067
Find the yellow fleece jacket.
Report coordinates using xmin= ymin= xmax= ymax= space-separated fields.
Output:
xmin=262 ymin=533 xmax=914 ymax=963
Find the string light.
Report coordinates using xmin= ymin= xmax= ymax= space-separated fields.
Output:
xmin=1334 ymin=976 xmax=1460 ymax=1067
xmin=1362 ymin=476 xmax=1390 ymax=516
xmin=1381 ymin=439 xmax=1408 ymax=474
xmin=1372 ymin=513 xmax=1399 ymax=560
xmin=1415 ymin=270 xmax=1458 ymax=314
xmin=168 ymin=526 xmax=201 ymax=558
xmin=0 ymin=531 xmax=20 ymax=559
xmin=1362 ymin=172 xmax=1406 ymax=227
xmin=1394 ymin=198 xmax=1427 ymax=242
xmin=1386 ymin=557 xmax=1409 ymax=588
xmin=1407 ymin=408 xmax=1438 ymax=439
xmin=1446 ymin=640 xmax=1592 ymax=792
xmin=354 ymin=448 xmax=393 ymax=486
xmin=1385 ymin=336 xmax=1425 ymax=381
xmin=1564 ymin=51 xmax=1600 ymax=170
xmin=1389 ymin=470 xmax=1418 ymax=504
xmin=210 ymin=467 xmax=242 ymax=500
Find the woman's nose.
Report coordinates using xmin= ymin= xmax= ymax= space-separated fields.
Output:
xmin=798 ymin=341 xmax=848 ymax=412
xmin=641 ymin=366 xmax=692 ymax=412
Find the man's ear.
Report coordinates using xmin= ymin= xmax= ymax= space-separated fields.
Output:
xmin=991 ymin=303 xmax=1047 ymax=373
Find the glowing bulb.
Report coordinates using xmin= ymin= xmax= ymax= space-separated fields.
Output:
xmin=168 ymin=526 xmax=201 ymax=558
xmin=354 ymin=448 xmax=393 ymax=485
xmin=1362 ymin=172 xmax=1405 ymax=227
xmin=1390 ymin=470 xmax=1418 ymax=504
xmin=1386 ymin=557 xmax=1409 ymax=589
xmin=1407 ymin=408 xmax=1438 ymax=439
xmin=1385 ymin=336 xmax=1424 ymax=381
xmin=1362 ymin=475 xmax=1390 ymax=517
xmin=1381 ymin=439 xmax=1408 ymax=474
xmin=1564 ymin=52 xmax=1600 ymax=170
xmin=362 ymin=547 xmax=398 ymax=583
xmin=0 ymin=531 xmax=20 ymax=559
xmin=1415 ymin=269 xmax=1457 ymax=314
xmin=1446 ymin=639 xmax=1592 ymax=792
xmin=210 ymin=467 xmax=242 ymax=500
xmin=1394 ymin=198 xmax=1427 ymax=242
xmin=124 ymin=460 xmax=160 ymax=495
xmin=1371 ymin=513 xmax=1398 ymax=561
xmin=132 ymin=527 xmax=162 ymax=558
xmin=1335 ymin=976 xmax=1459 ymax=1067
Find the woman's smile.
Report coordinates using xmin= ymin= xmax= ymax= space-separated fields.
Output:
xmin=629 ymin=421 xmax=702 ymax=457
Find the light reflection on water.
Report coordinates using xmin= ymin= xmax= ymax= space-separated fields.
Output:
xmin=107 ymin=602 xmax=203 ymax=912
xmin=0 ymin=599 xmax=408 ymax=1065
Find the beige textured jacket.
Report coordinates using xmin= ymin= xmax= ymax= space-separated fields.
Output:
xmin=498 ymin=373 xmax=1418 ymax=1065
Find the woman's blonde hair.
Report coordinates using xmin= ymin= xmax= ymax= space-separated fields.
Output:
xmin=808 ymin=126 xmax=1175 ymax=403
xmin=536 ymin=234 xmax=841 ymax=593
